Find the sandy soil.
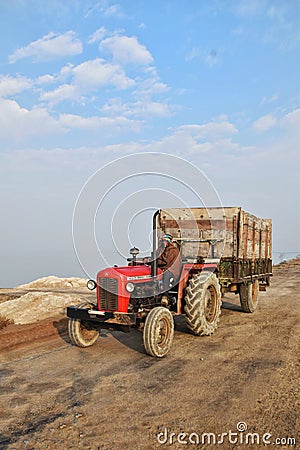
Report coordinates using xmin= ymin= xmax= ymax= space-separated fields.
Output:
xmin=0 ymin=276 xmax=90 ymax=325
xmin=0 ymin=261 xmax=299 ymax=450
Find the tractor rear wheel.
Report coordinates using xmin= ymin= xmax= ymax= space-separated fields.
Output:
xmin=239 ymin=280 xmax=259 ymax=313
xmin=184 ymin=272 xmax=222 ymax=336
xmin=68 ymin=302 xmax=99 ymax=347
xmin=143 ymin=307 xmax=174 ymax=357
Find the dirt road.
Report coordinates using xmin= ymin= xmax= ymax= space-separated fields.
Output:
xmin=0 ymin=261 xmax=299 ymax=449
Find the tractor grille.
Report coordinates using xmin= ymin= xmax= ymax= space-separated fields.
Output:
xmin=99 ymin=277 xmax=118 ymax=311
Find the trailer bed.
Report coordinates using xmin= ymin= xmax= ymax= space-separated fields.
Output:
xmin=158 ymin=207 xmax=272 ymax=286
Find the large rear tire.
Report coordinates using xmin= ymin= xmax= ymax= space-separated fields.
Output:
xmin=143 ymin=307 xmax=174 ymax=358
xmin=68 ymin=303 xmax=99 ymax=348
xmin=184 ymin=272 xmax=222 ymax=336
xmin=239 ymin=280 xmax=259 ymax=313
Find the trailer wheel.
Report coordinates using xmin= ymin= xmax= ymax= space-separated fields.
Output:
xmin=184 ymin=272 xmax=222 ymax=336
xmin=143 ymin=307 xmax=174 ymax=357
xmin=68 ymin=303 xmax=99 ymax=348
xmin=239 ymin=280 xmax=259 ymax=313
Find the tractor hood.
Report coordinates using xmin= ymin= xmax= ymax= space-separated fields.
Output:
xmin=97 ymin=265 xmax=162 ymax=281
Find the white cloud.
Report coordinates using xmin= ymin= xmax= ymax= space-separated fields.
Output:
xmin=155 ymin=129 xmax=212 ymax=155
xmin=59 ymin=113 xmax=140 ymax=132
xmin=103 ymin=4 xmax=122 ymax=17
xmin=153 ymin=120 xmax=245 ymax=156
xmin=101 ymin=98 xmax=126 ymax=115
xmin=0 ymin=98 xmax=65 ymax=142
xmin=60 ymin=63 xmax=75 ymax=79
xmin=36 ymin=64 xmax=74 ymax=90
xmin=252 ymin=114 xmax=277 ymax=132
xmin=126 ymin=100 xmax=171 ymax=118
xmin=281 ymin=108 xmax=300 ymax=127
xmin=40 ymin=84 xmax=78 ymax=105
xmin=0 ymin=96 xmax=142 ymax=147
xmin=40 ymin=58 xmax=135 ymax=105
xmin=99 ymin=35 xmax=153 ymax=65
xmin=37 ymin=74 xmax=56 ymax=85
xmin=140 ymin=80 xmax=169 ymax=95
xmin=73 ymin=58 xmax=135 ymax=90
xmin=0 ymin=116 xmax=244 ymax=170
xmin=134 ymin=68 xmax=169 ymax=96
xmin=178 ymin=118 xmax=238 ymax=140
xmin=0 ymin=75 xmax=32 ymax=97
xmin=253 ymin=109 xmax=300 ymax=134
xmin=143 ymin=118 xmax=252 ymax=164
xmin=85 ymin=2 xmax=123 ymax=19
xmin=9 ymin=31 xmax=83 ymax=63
xmin=101 ymin=97 xmax=172 ymax=119
xmin=32 ymin=32 xmax=166 ymax=116
xmin=88 ymin=26 xmax=108 ymax=44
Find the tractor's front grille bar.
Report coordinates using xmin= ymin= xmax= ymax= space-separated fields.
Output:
xmin=99 ymin=277 xmax=118 ymax=311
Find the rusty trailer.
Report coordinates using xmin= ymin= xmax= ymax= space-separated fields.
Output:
xmin=158 ymin=207 xmax=272 ymax=296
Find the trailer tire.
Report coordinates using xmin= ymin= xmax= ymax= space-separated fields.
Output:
xmin=184 ymin=272 xmax=222 ymax=336
xmin=143 ymin=307 xmax=174 ymax=358
xmin=68 ymin=303 xmax=99 ymax=347
xmin=239 ymin=280 xmax=259 ymax=313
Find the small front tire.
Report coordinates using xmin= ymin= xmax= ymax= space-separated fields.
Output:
xmin=143 ymin=307 xmax=174 ymax=358
xmin=68 ymin=303 xmax=99 ymax=348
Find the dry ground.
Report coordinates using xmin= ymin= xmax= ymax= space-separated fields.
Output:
xmin=0 ymin=261 xmax=299 ymax=450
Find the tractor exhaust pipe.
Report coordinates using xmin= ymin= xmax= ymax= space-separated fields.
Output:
xmin=151 ymin=209 xmax=160 ymax=277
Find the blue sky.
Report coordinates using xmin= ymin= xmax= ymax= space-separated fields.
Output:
xmin=0 ymin=0 xmax=299 ymax=286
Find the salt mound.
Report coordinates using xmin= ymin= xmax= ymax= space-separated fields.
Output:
xmin=17 ymin=275 xmax=87 ymax=290
xmin=0 ymin=292 xmax=86 ymax=325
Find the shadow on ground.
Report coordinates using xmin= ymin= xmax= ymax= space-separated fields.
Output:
xmin=52 ymin=298 xmax=244 ymax=356
xmin=52 ymin=317 xmax=147 ymax=355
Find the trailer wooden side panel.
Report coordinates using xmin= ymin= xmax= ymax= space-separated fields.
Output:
xmin=238 ymin=210 xmax=272 ymax=260
xmin=158 ymin=207 xmax=272 ymax=264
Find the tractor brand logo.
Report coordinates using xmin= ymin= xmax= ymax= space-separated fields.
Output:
xmin=127 ymin=275 xmax=151 ymax=280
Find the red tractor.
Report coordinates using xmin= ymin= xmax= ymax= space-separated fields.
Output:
xmin=67 ymin=207 xmax=272 ymax=357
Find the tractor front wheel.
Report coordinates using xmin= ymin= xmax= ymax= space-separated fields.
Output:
xmin=68 ymin=303 xmax=100 ymax=348
xmin=143 ymin=307 xmax=174 ymax=357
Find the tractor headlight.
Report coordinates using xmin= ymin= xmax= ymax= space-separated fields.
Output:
xmin=126 ymin=282 xmax=135 ymax=293
xmin=87 ymin=279 xmax=97 ymax=290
